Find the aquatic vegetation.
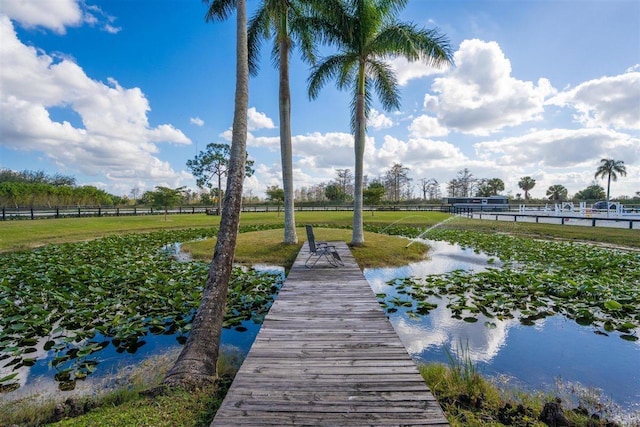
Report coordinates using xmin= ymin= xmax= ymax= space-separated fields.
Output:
xmin=382 ymin=229 xmax=640 ymax=340
xmin=0 ymin=228 xmax=283 ymax=392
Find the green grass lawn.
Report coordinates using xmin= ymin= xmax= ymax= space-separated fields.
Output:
xmin=182 ymin=226 xmax=430 ymax=269
xmin=1 ymin=210 xmax=637 ymax=253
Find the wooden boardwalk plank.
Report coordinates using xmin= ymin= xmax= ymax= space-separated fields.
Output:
xmin=212 ymin=241 xmax=448 ymax=426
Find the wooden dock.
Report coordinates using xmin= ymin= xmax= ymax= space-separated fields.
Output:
xmin=212 ymin=241 xmax=449 ymax=426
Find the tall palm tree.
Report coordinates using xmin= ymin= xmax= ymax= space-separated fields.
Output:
xmin=307 ymin=0 xmax=452 ymax=245
xmin=247 ymin=1 xmax=316 ymax=245
xmin=518 ymin=176 xmax=536 ymax=200
xmin=163 ymin=0 xmax=249 ymax=388
xmin=594 ymin=158 xmax=626 ymax=214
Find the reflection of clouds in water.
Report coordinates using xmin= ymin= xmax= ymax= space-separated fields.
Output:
xmin=392 ymin=304 xmax=518 ymax=363
xmin=365 ymin=239 xmax=514 ymax=364
xmin=392 ymin=316 xmax=448 ymax=353
xmin=3 ymin=347 xmax=183 ymax=405
xmin=0 ymin=345 xmax=47 ymax=390
xmin=0 ymin=320 xmax=62 ymax=390
xmin=366 ymin=239 xmax=496 ymax=294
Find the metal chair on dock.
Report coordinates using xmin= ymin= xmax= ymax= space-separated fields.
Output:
xmin=304 ymin=225 xmax=344 ymax=268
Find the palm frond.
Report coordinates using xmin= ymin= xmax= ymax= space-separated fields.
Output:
xmin=595 ymin=158 xmax=627 ymax=181
xmin=375 ymin=0 xmax=409 ymax=20
xmin=289 ymin=6 xmax=318 ymax=65
xmin=203 ymin=0 xmax=237 ymax=22
xmin=336 ymin=53 xmax=358 ymax=91
xmin=270 ymin=37 xmax=293 ymax=70
xmin=306 ymin=0 xmax=354 ymax=47
xmin=367 ymin=59 xmax=400 ymax=111
xmin=247 ymin=6 xmax=270 ymax=76
xmin=308 ymin=54 xmax=352 ymax=100
xmin=373 ymin=23 xmax=453 ymax=67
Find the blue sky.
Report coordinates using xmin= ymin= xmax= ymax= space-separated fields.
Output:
xmin=0 ymin=0 xmax=638 ymax=200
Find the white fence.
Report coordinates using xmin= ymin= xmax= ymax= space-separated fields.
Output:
xmin=469 ymin=211 xmax=640 ymax=230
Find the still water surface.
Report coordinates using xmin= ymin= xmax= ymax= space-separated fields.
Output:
xmin=364 ymin=239 xmax=640 ymax=415
xmin=7 ymin=244 xmax=639 ymax=419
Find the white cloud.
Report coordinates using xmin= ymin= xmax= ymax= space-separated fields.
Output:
xmin=547 ymin=70 xmax=640 ymax=130
xmin=83 ymin=4 xmax=121 ymax=34
xmin=474 ymin=127 xmax=640 ymax=169
xmin=431 ymin=39 xmax=557 ymax=136
xmin=219 ymin=108 xmax=275 ymax=140
xmin=371 ymin=135 xmax=468 ymax=177
xmin=0 ymin=0 xmax=120 ymax=34
xmin=0 ymin=16 xmax=190 ymax=188
xmin=423 ymin=94 xmax=439 ymax=111
xmin=190 ymin=117 xmax=204 ymax=126
xmin=409 ymin=115 xmax=449 ymax=138
xmin=227 ymin=130 xmax=356 ymax=196
xmin=102 ymin=24 xmax=120 ymax=34
xmin=148 ymin=124 xmax=190 ymax=143
xmin=247 ymin=107 xmax=275 ymax=131
xmin=388 ymin=56 xmax=449 ymax=86
xmin=0 ymin=0 xmax=82 ymax=34
xmin=292 ymin=132 xmax=356 ymax=170
xmin=367 ymin=109 xmax=393 ymax=129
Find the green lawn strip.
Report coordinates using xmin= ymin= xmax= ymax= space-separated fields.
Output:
xmin=443 ymin=217 xmax=640 ymax=249
xmin=0 ymin=215 xmax=221 ymax=252
xmin=0 ymin=211 xmax=446 ymax=253
xmin=183 ymin=226 xmax=430 ymax=269
xmin=1 ymin=211 xmax=637 ymax=253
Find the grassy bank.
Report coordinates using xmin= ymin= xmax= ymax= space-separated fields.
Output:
xmin=182 ymin=226 xmax=430 ymax=269
xmin=2 ymin=210 xmax=637 ymax=253
xmin=420 ymin=361 xmax=627 ymax=427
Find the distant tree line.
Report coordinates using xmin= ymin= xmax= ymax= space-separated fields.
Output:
xmin=280 ymin=165 xmax=506 ymax=205
xmin=0 ymin=169 xmax=119 ymax=208
xmin=267 ymin=163 xmax=636 ymax=206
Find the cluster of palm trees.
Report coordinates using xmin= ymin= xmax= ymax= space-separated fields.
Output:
xmin=213 ymin=0 xmax=453 ymax=247
xmin=164 ymin=1 xmax=633 ymax=389
xmin=542 ymin=159 xmax=627 ymax=204
xmin=164 ymin=0 xmax=453 ymax=389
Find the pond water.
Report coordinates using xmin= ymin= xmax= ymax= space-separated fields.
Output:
xmin=5 ymin=241 xmax=638 ymax=422
xmin=2 ymin=265 xmax=284 ymax=404
xmin=364 ymin=239 xmax=640 ymax=418
xmin=4 ymin=320 xmax=263 ymax=403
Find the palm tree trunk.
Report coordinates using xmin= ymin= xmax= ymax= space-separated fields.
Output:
xmin=217 ymin=173 xmax=222 ymax=215
xmin=606 ymin=173 xmax=611 ymax=218
xmin=279 ymin=33 xmax=297 ymax=244
xmin=352 ymin=63 xmax=366 ymax=246
xmin=163 ymin=0 xmax=248 ymax=388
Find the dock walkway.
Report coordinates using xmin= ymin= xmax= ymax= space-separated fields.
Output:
xmin=212 ymin=241 xmax=448 ymax=426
